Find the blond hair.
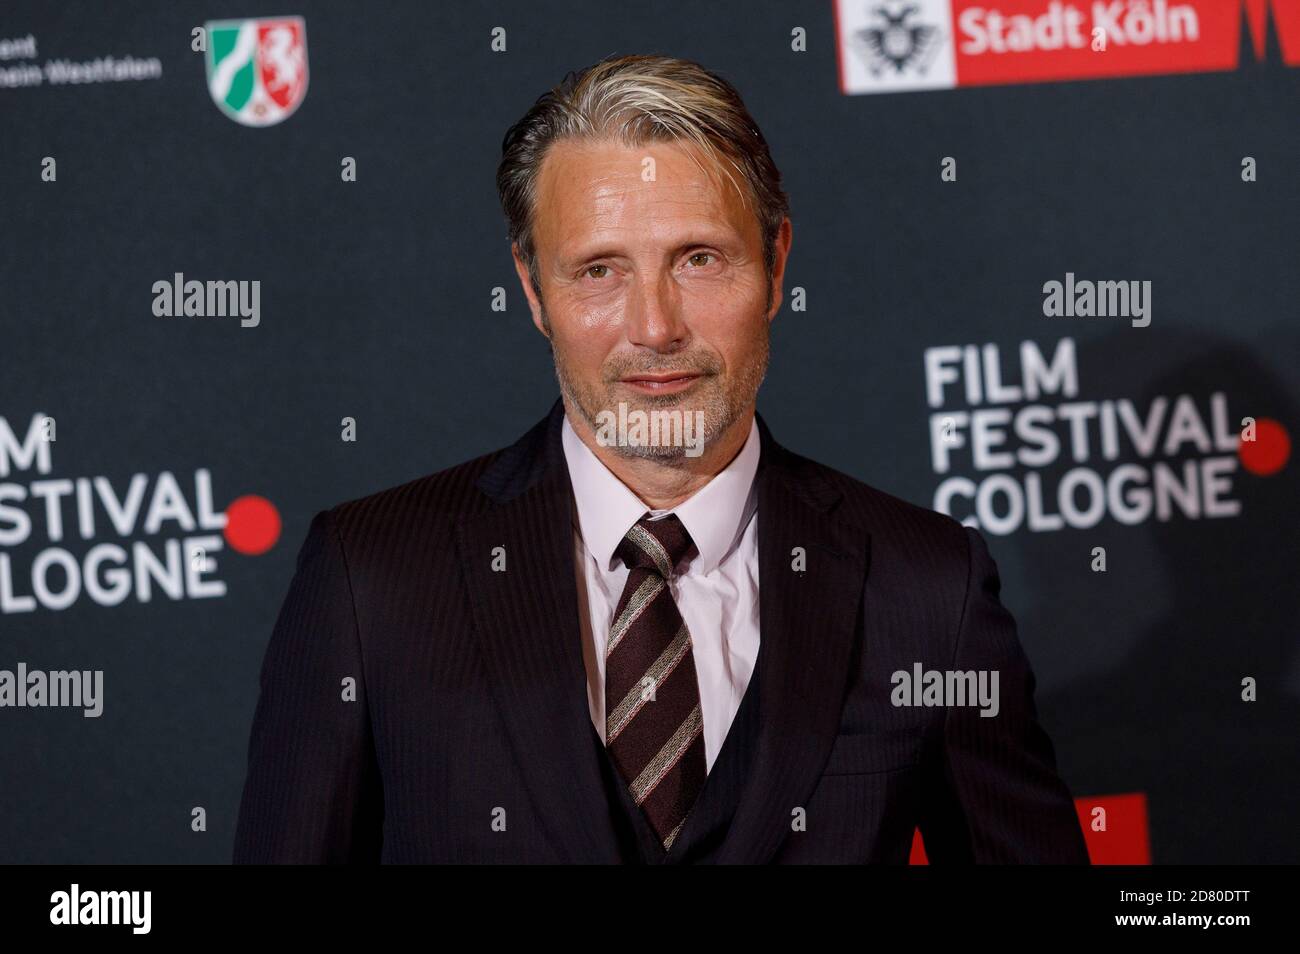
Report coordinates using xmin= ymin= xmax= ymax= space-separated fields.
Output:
xmin=496 ymin=54 xmax=790 ymax=297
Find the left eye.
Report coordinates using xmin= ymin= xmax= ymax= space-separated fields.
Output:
xmin=687 ymin=252 xmax=715 ymax=267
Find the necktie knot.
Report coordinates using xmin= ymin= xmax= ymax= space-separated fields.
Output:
xmin=615 ymin=513 xmax=696 ymax=578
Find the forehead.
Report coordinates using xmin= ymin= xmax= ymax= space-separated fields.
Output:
xmin=532 ymin=136 xmax=755 ymax=250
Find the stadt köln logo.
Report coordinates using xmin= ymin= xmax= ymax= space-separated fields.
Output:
xmin=854 ymin=3 xmax=944 ymax=78
xmin=204 ymin=16 xmax=308 ymax=127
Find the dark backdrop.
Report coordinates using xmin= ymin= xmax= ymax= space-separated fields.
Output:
xmin=1 ymin=0 xmax=1296 ymax=863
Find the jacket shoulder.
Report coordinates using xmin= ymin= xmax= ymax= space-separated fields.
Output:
xmin=787 ymin=449 xmax=971 ymax=565
xmin=324 ymin=445 xmax=504 ymax=540
xmin=788 ymin=452 xmax=978 ymax=639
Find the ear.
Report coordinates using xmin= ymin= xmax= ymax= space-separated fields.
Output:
xmin=766 ymin=218 xmax=793 ymax=323
xmin=511 ymin=243 xmax=549 ymax=338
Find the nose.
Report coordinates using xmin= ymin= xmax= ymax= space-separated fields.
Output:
xmin=623 ymin=272 xmax=688 ymax=353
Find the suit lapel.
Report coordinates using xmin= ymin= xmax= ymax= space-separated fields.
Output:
xmin=456 ymin=401 xmax=870 ymax=864
xmin=716 ymin=415 xmax=871 ymax=863
xmin=455 ymin=400 xmax=622 ymax=863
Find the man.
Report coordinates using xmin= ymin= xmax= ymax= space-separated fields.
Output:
xmin=233 ymin=54 xmax=1088 ymax=864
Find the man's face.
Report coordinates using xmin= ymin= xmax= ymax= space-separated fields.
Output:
xmin=514 ymin=137 xmax=790 ymax=462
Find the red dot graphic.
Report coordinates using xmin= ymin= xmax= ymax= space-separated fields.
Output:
xmin=223 ymin=495 xmax=282 ymax=555
xmin=1237 ymin=417 xmax=1290 ymax=476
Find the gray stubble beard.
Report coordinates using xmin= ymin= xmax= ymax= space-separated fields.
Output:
xmin=545 ymin=304 xmax=770 ymax=466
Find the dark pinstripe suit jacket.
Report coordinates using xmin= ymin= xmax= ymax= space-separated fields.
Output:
xmin=232 ymin=399 xmax=1089 ymax=863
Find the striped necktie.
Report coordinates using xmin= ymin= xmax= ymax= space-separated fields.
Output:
xmin=605 ymin=512 xmax=706 ymax=852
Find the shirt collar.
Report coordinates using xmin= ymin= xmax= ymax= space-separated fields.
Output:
xmin=561 ymin=411 xmax=760 ymax=576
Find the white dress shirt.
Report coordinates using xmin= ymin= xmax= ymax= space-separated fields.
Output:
xmin=561 ymin=413 xmax=762 ymax=774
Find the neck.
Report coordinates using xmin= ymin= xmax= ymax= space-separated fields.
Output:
xmin=563 ymin=399 xmax=754 ymax=510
